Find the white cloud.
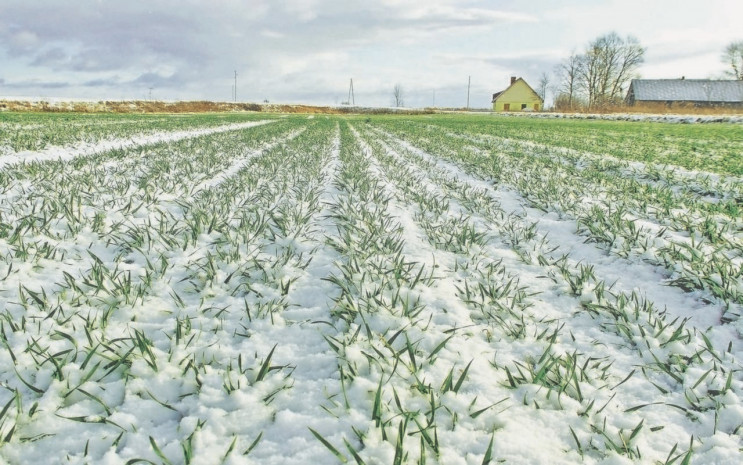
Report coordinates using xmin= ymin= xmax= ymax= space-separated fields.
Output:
xmin=0 ymin=0 xmax=740 ymax=106
xmin=403 ymin=5 xmax=537 ymax=24
xmin=8 ymin=30 xmax=40 ymax=54
xmin=281 ymin=0 xmax=322 ymax=22
xmin=260 ymin=30 xmax=286 ymax=39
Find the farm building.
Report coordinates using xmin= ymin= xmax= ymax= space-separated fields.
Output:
xmin=492 ymin=77 xmax=543 ymax=112
xmin=626 ymin=79 xmax=743 ymax=107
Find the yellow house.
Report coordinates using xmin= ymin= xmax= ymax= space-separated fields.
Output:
xmin=492 ymin=77 xmax=543 ymax=112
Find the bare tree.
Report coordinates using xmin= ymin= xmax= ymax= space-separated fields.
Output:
xmin=722 ymin=41 xmax=743 ymax=80
xmin=537 ymin=72 xmax=550 ymax=103
xmin=392 ymin=83 xmax=404 ymax=107
xmin=555 ymin=52 xmax=582 ymax=110
xmin=578 ymin=32 xmax=645 ymax=108
xmin=608 ymin=35 xmax=645 ymax=99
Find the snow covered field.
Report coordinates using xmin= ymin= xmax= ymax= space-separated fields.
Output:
xmin=0 ymin=113 xmax=741 ymax=464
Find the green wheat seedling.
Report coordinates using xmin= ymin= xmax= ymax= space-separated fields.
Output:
xmin=0 ymin=115 xmax=323 ymax=461
xmin=368 ymin=116 xmax=743 ymax=456
xmin=1 ymin=112 xmax=741 ymax=464
xmin=444 ymin=121 xmax=738 ymax=312
xmin=502 ymin=345 xmax=604 ymax=404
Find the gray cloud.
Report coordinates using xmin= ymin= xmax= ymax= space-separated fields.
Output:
xmin=83 ymin=77 xmax=120 ymax=87
xmin=37 ymin=81 xmax=71 ymax=89
xmin=30 ymin=47 xmax=69 ymax=68
xmin=0 ymin=78 xmax=71 ymax=89
xmin=129 ymin=72 xmax=186 ymax=88
xmin=0 ymin=0 xmax=542 ymax=103
xmin=649 ymin=46 xmax=721 ymax=66
xmin=435 ymin=50 xmax=562 ymax=82
xmin=1 ymin=1 xmax=208 ymax=71
xmin=0 ymin=0 xmax=739 ymax=106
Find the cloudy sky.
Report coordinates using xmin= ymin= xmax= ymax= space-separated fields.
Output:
xmin=1 ymin=0 xmax=741 ymax=108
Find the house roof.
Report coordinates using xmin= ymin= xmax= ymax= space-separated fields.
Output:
xmin=492 ymin=77 xmax=543 ymax=103
xmin=629 ymin=79 xmax=743 ymax=103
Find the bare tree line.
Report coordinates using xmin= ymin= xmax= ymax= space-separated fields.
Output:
xmin=723 ymin=41 xmax=743 ymax=80
xmin=553 ymin=32 xmax=645 ymax=110
xmin=549 ymin=34 xmax=742 ymax=111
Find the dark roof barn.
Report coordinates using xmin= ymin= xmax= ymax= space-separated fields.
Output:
xmin=626 ymin=79 xmax=743 ymax=106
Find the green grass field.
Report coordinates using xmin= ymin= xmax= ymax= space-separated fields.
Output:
xmin=368 ymin=114 xmax=743 ymax=175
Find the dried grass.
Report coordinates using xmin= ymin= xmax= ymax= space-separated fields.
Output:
xmin=555 ymin=101 xmax=743 ymax=115
xmin=0 ymin=99 xmax=433 ymax=115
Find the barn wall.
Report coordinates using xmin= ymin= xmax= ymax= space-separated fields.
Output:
xmin=634 ymin=100 xmax=743 ymax=108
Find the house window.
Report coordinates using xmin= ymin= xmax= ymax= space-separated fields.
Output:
xmin=521 ymin=103 xmax=527 ymax=110
xmin=503 ymin=103 xmax=510 ymax=111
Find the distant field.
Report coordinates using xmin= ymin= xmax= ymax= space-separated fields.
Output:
xmin=0 ymin=113 xmax=741 ymax=464
xmin=403 ymin=114 xmax=743 ymax=175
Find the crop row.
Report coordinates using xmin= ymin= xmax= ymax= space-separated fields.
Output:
xmin=349 ymin=122 xmax=741 ymax=463
xmin=373 ymin=120 xmax=743 ymax=320
xmin=0 ymin=117 xmax=340 ymax=464
xmin=0 ymin=113 xmax=275 ymax=155
xmin=0 ymin=114 xmax=741 ymax=464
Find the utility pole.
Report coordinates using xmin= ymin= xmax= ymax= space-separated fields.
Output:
xmin=149 ymin=87 xmax=153 ymax=101
xmin=432 ymin=89 xmax=435 ymax=107
xmin=466 ymin=76 xmax=471 ymax=109
xmin=234 ymin=70 xmax=238 ymax=102
xmin=348 ymin=78 xmax=355 ymax=106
